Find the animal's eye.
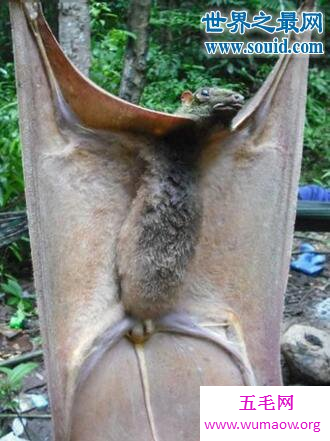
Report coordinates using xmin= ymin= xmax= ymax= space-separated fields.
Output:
xmin=201 ymin=89 xmax=209 ymax=97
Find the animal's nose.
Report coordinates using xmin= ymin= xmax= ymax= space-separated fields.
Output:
xmin=233 ymin=93 xmax=244 ymax=103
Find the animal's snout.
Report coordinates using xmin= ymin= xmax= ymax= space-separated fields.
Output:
xmin=232 ymin=93 xmax=244 ymax=104
xmin=212 ymin=92 xmax=245 ymax=113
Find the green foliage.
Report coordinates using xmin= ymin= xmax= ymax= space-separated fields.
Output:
xmin=303 ymin=68 xmax=330 ymax=186
xmin=0 ymin=64 xmax=23 ymax=210
xmin=90 ymin=1 xmax=117 ymax=29
xmin=0 ymin=59 xmax=27 ymax=280
xmin=90 ymin=28 xmax=127 ymax=93
xmin=208 ymin=0 xmax=297 ymax=10
xmin=0 ymin=3 xmax=12 ymax=66
xmin=150 ymin=9 xmax=201 ymax=31
xmin=0 ymin=278 xmax=35 ymax=329
xmin=89 ymin=1 xmax=127 ymax=93
xmin=0 ymin=363 xmax=38 ymax=411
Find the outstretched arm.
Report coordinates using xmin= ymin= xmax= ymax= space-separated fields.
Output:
xmin=21 ymin=0 xmax=194 ymax=136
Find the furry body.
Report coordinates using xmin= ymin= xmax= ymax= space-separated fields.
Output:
xmin=117 ymin=87 xmax=244 ymax=320
xmin=73 ymin=88 xmax=248 ymax=429
xmin=117 ymin=127 xmax=202 ymax=319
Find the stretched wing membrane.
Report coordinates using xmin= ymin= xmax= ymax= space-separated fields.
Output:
xmin=10 ymin=0 xmax=312 ymax=439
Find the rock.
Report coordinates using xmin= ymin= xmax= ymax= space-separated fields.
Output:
xmin=0 ymin=433 xmax=28 ymax=441
xmin=0 ymin=325 xmax=22 ymax=339
xmin=280 ymin=354 xmax=291 ymax=385
xmin=281 ymin=324 xmax=330 ymax=385
xmin=12 ymin=418 xmax=26 ymax=437
xmin=314 ymin=298 xmax=330 ymax=323
xmin=16 ymin=393 xmax=49 ymax=412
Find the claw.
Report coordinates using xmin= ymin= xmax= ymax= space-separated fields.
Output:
xmin=22 ymin=0 xmax=39 ymax=23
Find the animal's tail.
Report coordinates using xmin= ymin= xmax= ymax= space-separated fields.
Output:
xmin=0 ymin=211 xmax=28 ymax=247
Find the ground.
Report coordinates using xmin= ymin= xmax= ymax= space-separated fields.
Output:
xmin=285 ymin=233 xmax=330 ymax=329
xmin=0 ymin=232 xmax=329 ymax=439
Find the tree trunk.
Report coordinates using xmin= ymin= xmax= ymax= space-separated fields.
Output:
xmin=58 ymin=0 xmax=91 ymax=77
xmin=119 ymin=0 xmax=152 ymax=104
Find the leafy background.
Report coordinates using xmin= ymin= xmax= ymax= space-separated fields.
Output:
xmin=0 ymin=0 xmax=329 ymax=279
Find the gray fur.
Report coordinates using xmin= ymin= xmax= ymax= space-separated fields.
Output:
xmin=117 ymin=87 xmax=244 ymax=320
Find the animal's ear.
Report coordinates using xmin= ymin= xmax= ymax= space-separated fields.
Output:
xmin=180 ymin=90 xmax=194 ymax=105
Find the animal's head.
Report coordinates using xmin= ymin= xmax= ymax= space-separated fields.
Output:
xmin=180 ymin=87 xmax=244 ymax=120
